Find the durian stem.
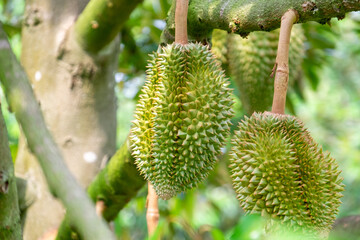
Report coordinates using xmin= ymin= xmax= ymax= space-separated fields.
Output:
xmin=175 ymin=0 xmax=189 ymax=44
xmin=95 ymin=200 xmax=106 ymax=216
xmin=271 ymin=9 xmax=298 ymax=114
xmin=146 ymin=182 xmax=159 ymax=236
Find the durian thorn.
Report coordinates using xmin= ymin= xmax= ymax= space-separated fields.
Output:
xmin=271 ymin=9 xmax=298 ymax=115
xmin=146 ymin=182 xmax=159 ymax=236
xmin=175 ymin=0 xmax=189 ymax=45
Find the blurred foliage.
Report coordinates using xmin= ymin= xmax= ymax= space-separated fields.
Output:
xmin=301 ymin=21 xmax=338 ymax=92
xmin=0 ymin=89 xmax=19 ymax=161
xmin=0 ymin=0 xmax=23 ymax=57
xmin=1 ymin=0 xmax=360 ymax=239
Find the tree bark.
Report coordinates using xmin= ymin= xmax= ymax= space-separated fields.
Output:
xmin=15 ymin=0 xmax=118 ymax=238
xmin=0 ymin=105 xmax=21 ymax=239
xmin=161 ymin=0 xmax=360 ymax=43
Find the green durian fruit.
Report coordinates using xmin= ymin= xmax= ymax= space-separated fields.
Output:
xmin=227 ymin=25 xmax=305 ymax=115
xmin=211 ymin=29 xmax=229 ymax=69
xmin=131 ymin=43 xmax=234 ymax=200
xmin=229 ymin=112 xmax=344 ymax=237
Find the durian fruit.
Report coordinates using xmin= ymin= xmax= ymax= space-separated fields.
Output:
xmin=229 ymin=112 xmax=344 ymax=237
xmin=227 ymin=25 xmax=305 ymax=115
xmin=131 ymin=43 xmax=234 ymax=200
xmin=211 ymin=29 xmax=229 ymax=69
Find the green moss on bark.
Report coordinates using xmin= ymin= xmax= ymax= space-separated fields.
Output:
xmin=75 ymin=0 xmax=143 ymax=53
xmin=87 ymin=138 xmax=145 ymax=220
xmin=0 ymin=106 xmax=21 ymax=239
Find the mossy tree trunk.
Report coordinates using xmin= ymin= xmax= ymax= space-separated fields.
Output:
xmin=0 ymin=105 xmax=21 ymax=239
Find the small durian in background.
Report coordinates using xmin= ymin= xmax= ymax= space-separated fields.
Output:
xmin=227 ymin=25 xmax=305 ymax=115
xmin=229 ymin=112 xmax=344 ymax=238
xmin=211 ymin=29 xmax=229 ymax=71
xmin=131 ymin=43 xmax=234 ymax=200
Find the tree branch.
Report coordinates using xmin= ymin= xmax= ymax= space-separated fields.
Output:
xmin=75 ymin=0 xmax=143 ymax=53
xmin=162 ymin=0 xmax=360 ymax=43
xmin=0 ymin=24 xmax=115 ymax=240
xmin=56 ymin=138 xmax=145 ymax=239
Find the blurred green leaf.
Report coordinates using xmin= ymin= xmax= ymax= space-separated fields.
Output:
xmin=227 ymin=214 xmax=265 ymax=240
xmin=2 ymin=22 xmax=20 ymax=37
xmin=211 ymin=228 xmax=225 ymax=240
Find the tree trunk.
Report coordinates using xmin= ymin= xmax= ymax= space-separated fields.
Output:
xmin=0 ymin=105 xmax=22 ymax=239
xmin=16 ymin=0 xmax=118 ymax=239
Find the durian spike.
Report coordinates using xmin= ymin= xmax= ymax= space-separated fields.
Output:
xmin=175 ymin=0 xmax=189 ymax=44
xmin=146 ymin=182 xmax=159 ymax=236
xmin=271 ymin=9 xmax=298 ymax=114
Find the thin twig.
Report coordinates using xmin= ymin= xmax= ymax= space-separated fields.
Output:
xmin=146 ymin=182 xmax=159 ymax=236
xmin=271 ymin=9 xmax=298 ymax=114
xmin=175 ymin=0 xmax=189 ymax=44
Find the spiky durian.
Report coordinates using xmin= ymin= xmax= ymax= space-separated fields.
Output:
xmin=227 ymin=25 xmax=305 ymax=115
xmin=211 ymin=29 xmax=229 ymax=69
xmin=131 ymin=43 xmax=234 ymax=200
xmin=229 ymin=112 xmax=344 ymax=237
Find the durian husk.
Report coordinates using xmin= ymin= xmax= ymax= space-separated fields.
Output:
xmin=227 ymin=25 xmax=305 ymax=115
xmin=131 ymin=43 xmax=234 ymax=200
xmin=229 ymin=112 xmax=344 ymax=237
